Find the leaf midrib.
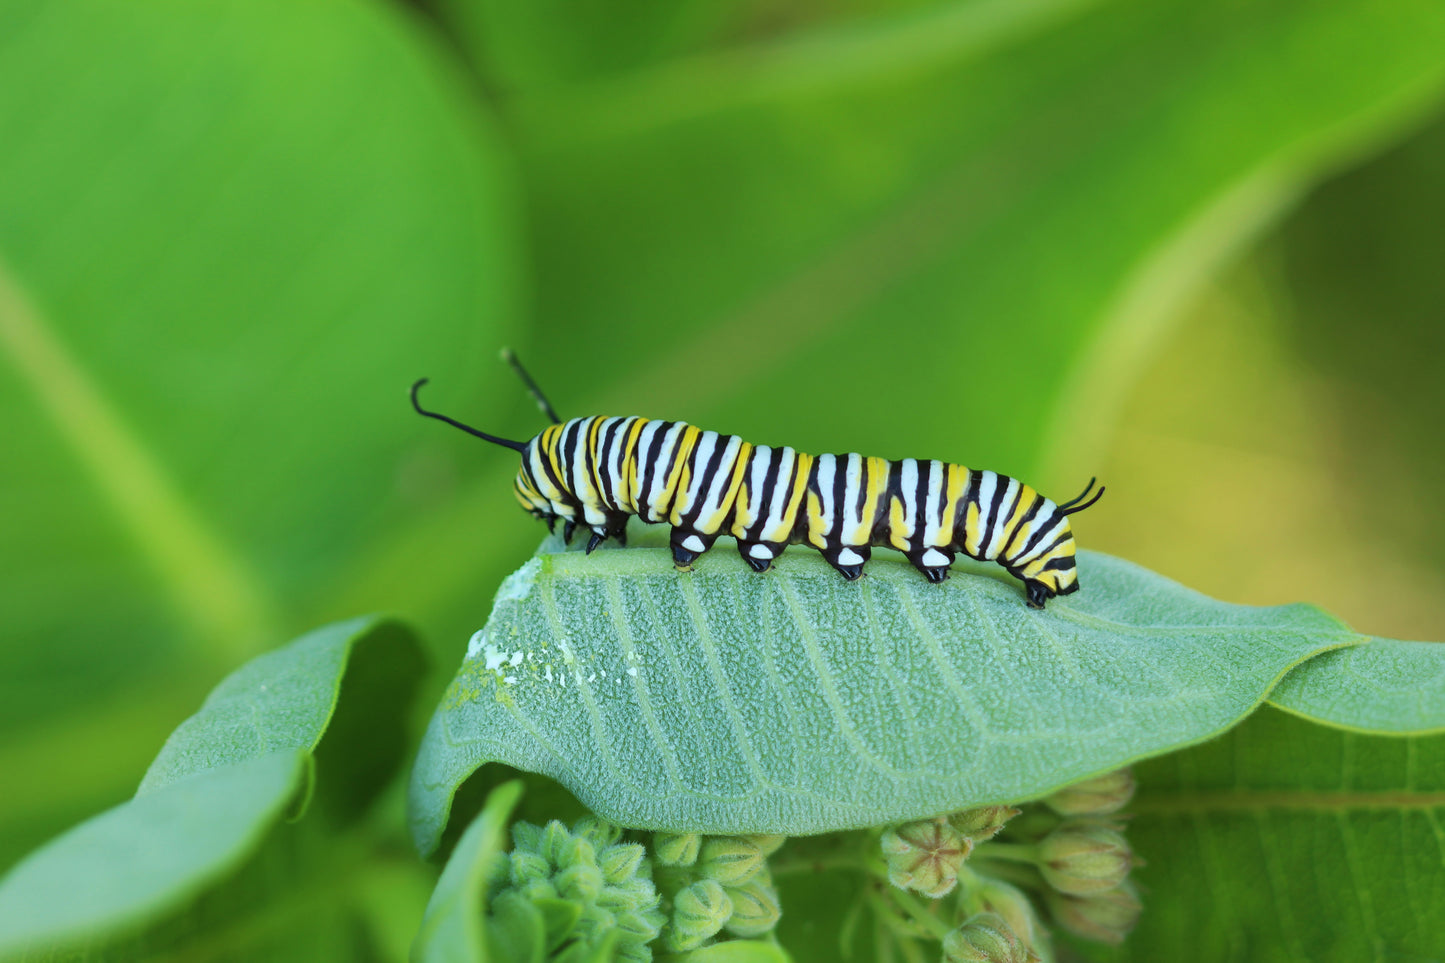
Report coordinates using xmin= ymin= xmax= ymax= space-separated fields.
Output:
xmin=0 ymin=254 xmax=275 ymax=659
xmin=1133 ymin=789 xmax=1445 ymax=813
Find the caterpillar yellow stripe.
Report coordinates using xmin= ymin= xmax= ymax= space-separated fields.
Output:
xmin=412 ymin=358 xmax=1104 ymax=609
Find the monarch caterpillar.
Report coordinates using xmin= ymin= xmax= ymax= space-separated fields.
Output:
xmin=412 ymin=353 xmax=1103 ymax=608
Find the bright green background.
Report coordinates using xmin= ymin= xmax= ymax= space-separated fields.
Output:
xmin=2 ymin=0 xmax=1444 ymax=958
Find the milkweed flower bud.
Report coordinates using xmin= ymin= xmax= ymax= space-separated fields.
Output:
xmin=1043 ymin=881 xmax=1142 ymax=944
xmin=556 ymin=861 xmax=604 ymax=901
xmin=540 ymin=820 xmax=575 ymax=868
xmin=942 ymin=912 xmax=1033 ymax=963
xmin=948 ymin=806 xmax=1021 ymax=843
xmin=653 ymin=832 xmax=702 ymax=867
xmin=881 ymin=817 xmax=972 ymax=898
xmin=697 ymin=836 xmax=767 ymax=886
xmin=971 ymin=878 xmax=1044 ymax=950
xmin=744 ymin=834 xmax=787 ymax=856
xmin=724 ymin=874 xmax=783 ymax=937
xmin=665 ymin=879 xmax=734 ymax=951
xmin=509 ymin=849 xmax=550 ymax=885
xmin=599 ymin=842 xmax=649 ymax=885
xmin=574 ymin=814 xmax=624 ymax=849
xmin=1044 ymin=769 xmax=1135 ymax=817
xmin=1037 ymin=821 xmax=1133 ymax=895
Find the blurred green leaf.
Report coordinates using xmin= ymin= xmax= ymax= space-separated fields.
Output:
xmin=413 ymin=780 xmax=524 ymax=963
xmin=1268 ymin=637 xmax=1445 ymax=736
xmin=0 ymin=615 xmax=427 ymax=960
xmin=677 ymin=939 xmax=795 ymax=963
xmin=0 ymin=750 xmax=306 ymax=960
xmin=409 ymin=544 xmax=1355 ymax=854
xmin=1084 ymin=706 xmax=1445 ymax=962
xmin=488 ymin=0 xmax=1445 ymax=481
xmin=0 ymin=0 xmax=517 ymax=734
xmin=364 ymin=0 xmax=1445 ymax=640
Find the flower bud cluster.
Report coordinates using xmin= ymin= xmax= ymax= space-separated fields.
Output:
xmin=1030 ymin=770 xmax=1141 ymax=945
xmin=872 ymin=769 xmax=1141 ymax=961
xmin=651 ymin=832 xmax=785 ymax=952
xmin=493 ymin=815 xmax=665 ymax=962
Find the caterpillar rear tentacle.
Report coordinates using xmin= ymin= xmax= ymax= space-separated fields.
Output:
xmin=412 ymin=360 xmax=1103 ymax=609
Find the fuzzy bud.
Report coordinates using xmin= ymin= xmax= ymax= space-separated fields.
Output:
xmin=540 ymin=820 xmax=574 ymax=868
xmin=881 ymin=818 xmax=972 ymax=898
xmin=599 ymin=843 xmax=648 ymax=885
xmin=1037 ymin=821 xmax=1133 ymax=895
xmin=614 ymin=906 xmax=666 ymax=944
xmin=1044 ymin=881 xmax=1141 ymax=944
xmin=510 ymin=849 xmax=550 ymax=885
xmin=653 ymin=832 xmax=702 ymax=867
xmin=724 ymin=876 xmax=782 ymax=937
xmin=697 ymin=836 xmax=767 ymax=886
xmin=665 ymin=879 xmax=734 ymax=951
xmin=744 ymin=834 xmax=787 ymax=856
xmin=948 ymin=806 xmax=1021 ymax=843
xmin=573 ymin=815 xmax=624 ymax=849
xmin=556 ymin=861 xmax=604 ymax=902
xmin=942 ymin=912 xmax=1031 ymax=963
xmin=972 ymin=878 xmax=1044 ymax=949
xmin=1044 ymin=769 xmax=1135 ymax=817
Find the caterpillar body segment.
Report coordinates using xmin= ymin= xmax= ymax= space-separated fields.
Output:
xmin=511 ymin=415 xmax=1090 ymax=609
xmin=413 ymin=367 xmax=1102 ymax=609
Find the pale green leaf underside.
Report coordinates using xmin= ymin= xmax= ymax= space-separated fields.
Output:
xmin=410 ymin=546 xmax=1356 ymax=853
xmin=0 ymin=751 xmax=305 ymax=959
xmin=1267 ymin=637 xmax=1445 ymax=735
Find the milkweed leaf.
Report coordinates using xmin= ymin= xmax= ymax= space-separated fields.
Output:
xmin=1268 ymin=637 xmax=1445 ymax=735
xmin=409 ymin=545 xmax=1357 ymax=854
xmin=1091 ymin=706 xmax=1445 ymax=962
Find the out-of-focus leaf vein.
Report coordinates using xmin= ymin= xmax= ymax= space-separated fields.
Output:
xmin=0 ymin=256 xmax=273 ymax=657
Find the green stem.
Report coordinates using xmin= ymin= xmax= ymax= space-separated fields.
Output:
xmin=975 ymin=841 xmax=1038 ymax=864
xmin=969 ymin=857 xmax=1045 ymax=890
xmin=887 ymin=888 xmax=956 ymax=941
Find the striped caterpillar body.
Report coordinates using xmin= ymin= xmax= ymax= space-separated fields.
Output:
xmin=412 ymin=356 xmax=1103 ymax=609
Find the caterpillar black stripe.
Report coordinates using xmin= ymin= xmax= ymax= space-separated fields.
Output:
xmin=411 ymin=353 xmax=1104 ymax=609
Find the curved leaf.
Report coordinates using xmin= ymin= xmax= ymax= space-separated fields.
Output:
xmin=1089 ymin=706 xmax=1445 ymax=962
xmin=141 ymin=615 xmax=426 ymax=821
xmin=0 ymin=616 xmax=426 ymax=959
xmin=413 ymin=780 xmax=525 ymax=963
xmin=409 ymin=546 xmax=1357 ymax=854
xmin=0 ymin=750 xmax=306 ymax=959
xmin=1267 ymin=637 xmax=1445 ymax=735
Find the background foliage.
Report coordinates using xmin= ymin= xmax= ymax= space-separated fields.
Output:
xmin=2 ymin=0 xmax=1444 ymax=959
